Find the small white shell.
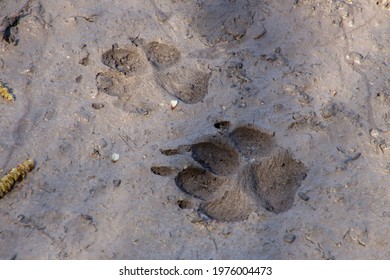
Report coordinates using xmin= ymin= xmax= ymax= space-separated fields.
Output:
xmin=170 ymin=100 xmax=178 ymax=110
xmin=370 ymin=129 xmax=380 ymax=138
xmin=111 ymin=153 xmax=120 ymax=162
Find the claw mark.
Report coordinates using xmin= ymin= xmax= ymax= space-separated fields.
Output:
xmin=0 ymin=159 xmax=35 ymax=199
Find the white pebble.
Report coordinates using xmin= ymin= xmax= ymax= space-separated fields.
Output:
xmin=170 ymin=100 xmax=178 ymax=110
xmin=111 ymin=153 xmax=120 ymax=162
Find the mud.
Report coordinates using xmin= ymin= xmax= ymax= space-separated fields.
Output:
xmin=0 ymin=0 xmax=389 ymax=259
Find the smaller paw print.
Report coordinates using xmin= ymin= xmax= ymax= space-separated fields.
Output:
xmin=96 ymin=41 xmax=211 ymax=114
xmin=152 ymin=122 xmax=307 ymax=222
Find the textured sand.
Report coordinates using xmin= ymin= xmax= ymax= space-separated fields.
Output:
xmin=0 ymin=0 xmax=389 ymax=259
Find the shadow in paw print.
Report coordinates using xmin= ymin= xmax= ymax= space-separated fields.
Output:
xmin=175 ymin=167 xmax=227 ymax=200
xmin=191 ymin=138 xmax=240 ymax=176
xmin=151 ymin=166 xmax=177 ymax=177
xmin=144 ymin=41 xmax=181 ymax=69
xmin=230 ymin=125 xmax=276 ymax=159
xmin=96 ymin=70 xmax=155 ymax=114
xmin=175 ymin=166 xmax=254 ymax=221
xmin=144 ymin=41 xmax=211 ymax=104
xmin=101 ymin=44 xmax=147 ymax=76
xmin=242 ymin=150 xmax=307 ymax=214
xmin=98 ymin=41 xmax=210 ymax=106
xmin=156 ymin=66 xmax=211 ymax=104
xmin=152 ymin=124 xmax=308 ymax=222
xmin=200 ymin=188 xmax=254 ymax=222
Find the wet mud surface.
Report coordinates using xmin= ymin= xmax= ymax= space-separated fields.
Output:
xmin=0 ymin=0 xmax=390 ymax=259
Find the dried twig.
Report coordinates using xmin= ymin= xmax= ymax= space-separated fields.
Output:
xmin=0 ymin=83 xmax=14 ymax=101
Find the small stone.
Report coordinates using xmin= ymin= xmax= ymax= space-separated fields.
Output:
xmin=170 ymin=100 xmax=178 ymax=110
xmin=283 ymin=233 xmax=296 ymax=243
xmin=113 ymin=179 xmax=121 ymax=188
xmin=92 ymin=103 xmax=104 ymax=109
xmin=214 ymin=121 xmax=231 ymax=130
xmin=383 ymin=211 xmax=390 ymax=217
xmin=136 ymin=108 xmax=149 ymax=115
xmin=298 ymin=92 xmax=313 ymax=104
xmin=346 ymin=52 xmax=364 ymax=65
xmin=238 ymin=101 xmax=246 ymax=108
xmin=370 ymin=129 xmax=380 ymax=138
xmin=111 ymin=153 xmax=120 ymax=162
xmin=298 ymin=192 xmax=310 ymax=201
xmin=273 ymin=103 xmax=284 ymax=113
xmin=177 ymin=199 xmax=193 ymax=209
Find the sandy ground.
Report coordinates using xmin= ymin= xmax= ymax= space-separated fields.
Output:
xmin=0 ymin=0 xmax=389 ymax=259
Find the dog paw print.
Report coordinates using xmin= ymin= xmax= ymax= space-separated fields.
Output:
xmin=96 ymin=41 xmax=211 ymax=114
xmin=152 ymin=123 xmax=307 ymax=222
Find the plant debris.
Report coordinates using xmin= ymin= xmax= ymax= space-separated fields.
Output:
xmin=0 ymin=83 xmax=14 ymax=102
xmin=0 ymin=159 xmax=35 ymax=199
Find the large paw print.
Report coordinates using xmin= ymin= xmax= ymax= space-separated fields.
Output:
xmin=96 ymin=41 xmax=211 ymax=114
xmin=152 ymin=123 xmax=307 ymax=222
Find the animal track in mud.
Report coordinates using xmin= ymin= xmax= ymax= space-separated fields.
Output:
xmin=175 ymin=167 xmax=227 ymax=200
xmin=229 ymin=125 xmax=276 ymax=159
xmin=96 ymin=40 xmax=211 ymax=112
xmin=241 ymin=150 xmax=307 ymax=213
xmin=189 ymin=0 xmax=254 ymax=45
xmin=152 ymin=124 xmax=307 ymax=221
xmin=96 ymin=70 xmax=156 ymax=114
xmin=144 ymin=41 xmax=181 ymax=69
xmin=191 ymin=138 xmax=240 ymax=176
xmin=101 ymin=44 xmax=147 ymax=76
xmin=156 ymin=67 xmax=211 ymax=104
